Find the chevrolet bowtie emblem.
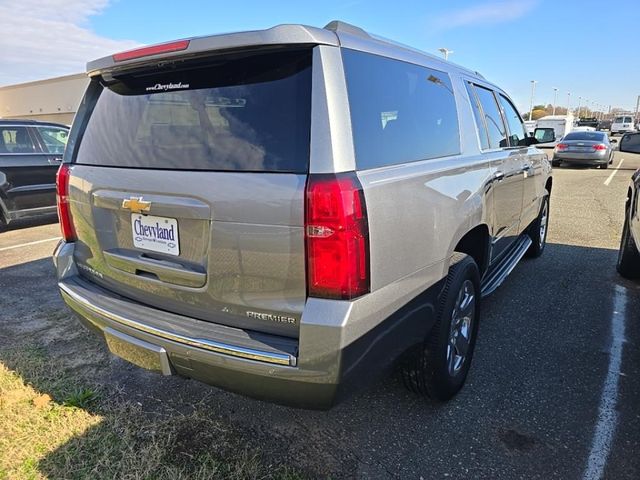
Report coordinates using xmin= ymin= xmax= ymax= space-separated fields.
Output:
xmin=122 ymin=197 xmax=151 ymax=213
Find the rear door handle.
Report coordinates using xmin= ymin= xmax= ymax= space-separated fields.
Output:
xmin=522 ymin=164 xmax=532 ymax=172
xmin=493 ymin=171 xmax=505 ymax=182
xmin=103 ymin=250 xmax=206 ymax=288
xmin=48 ymin=157 xmax=62 ymax=164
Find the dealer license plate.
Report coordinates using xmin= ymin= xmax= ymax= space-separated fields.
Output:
xmin=131 ymin=213 xmax=180 ymax=256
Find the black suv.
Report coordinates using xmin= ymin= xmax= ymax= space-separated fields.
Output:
xmin=577 ymin=117 xmax=599 ymax=129
xmin=0 ymin=119 xmax=69 ymax=226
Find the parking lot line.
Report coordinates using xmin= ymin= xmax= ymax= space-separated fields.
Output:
xmin=582 ymin=284 xmax=627 ymax=480
xmin=603 ymin=158 xmax=624 ymax=186
xmin=0 ymin=237 xmax=60 ymax=252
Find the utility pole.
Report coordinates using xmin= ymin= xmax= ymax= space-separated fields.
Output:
xmin=567 ymin=92 xmax=571 ymax=113
xmin=635 ymin=95 xmax=640 ymax=123
xmin=529 ymin=80 xmax=537 ymax=122
xmin=438 ymin=48 xmax=453 ymax=60
xmin=552 ymin=87 xmax=559 ymax=115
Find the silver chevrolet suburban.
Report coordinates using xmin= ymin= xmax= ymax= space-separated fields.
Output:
xmin=53 ymin=21 xmax=552 ymax=409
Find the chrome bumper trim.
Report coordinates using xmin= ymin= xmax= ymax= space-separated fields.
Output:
xmin=59 ymin=282 xmax=294 ymax=367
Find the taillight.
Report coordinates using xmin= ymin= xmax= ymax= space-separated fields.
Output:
xmin=113 ymin=40 xmax=190 ymax=62
xmin=305 ymin=173 xmax=370 ymax=300
xmin=555 ymin=143 xmax=568 ymax=151
xmin=56 ymin=164 xmax=76 ymax=242
xmin=593 ymin=144 xmax=607 ymax=151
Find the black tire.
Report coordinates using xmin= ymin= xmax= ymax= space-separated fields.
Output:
xmin=525 ymin=193 xmax=549 ymax=258
xmin=600 ymin=162 xmax=609 ymax=169
xmin=401 ymin=253 xmax=480 ymax=401
xmin=617 ymin=206 xmax=640 ymax=279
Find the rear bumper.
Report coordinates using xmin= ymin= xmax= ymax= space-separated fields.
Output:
xmin=54 ymin=241 xmax=440 ymax=409
xmin=553 ymin=151 xmax=608 ymax=164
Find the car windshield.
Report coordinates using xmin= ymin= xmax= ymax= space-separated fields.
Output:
xmin=563 ymin=132 xmax=606 ymax=141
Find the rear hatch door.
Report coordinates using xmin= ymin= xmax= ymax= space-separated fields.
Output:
xmin=69 ymin=49 xmax=312 ymax=338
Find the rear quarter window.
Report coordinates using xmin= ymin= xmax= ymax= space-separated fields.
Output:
xmin=74 ymin=49 xmax=312 ymax=173
xmin=343 ymin=50 xmax=460 ymax=170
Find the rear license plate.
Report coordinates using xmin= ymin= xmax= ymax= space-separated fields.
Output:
xmin=104 ymin=328 xmax=172 ymax=375
xmin=131 ymin=213 xmax=180 ymax=256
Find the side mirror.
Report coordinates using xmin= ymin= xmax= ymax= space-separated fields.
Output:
xmin=619 ymin=132 xmax=640 ymax=154
xmin=533 ymin=127 xmax=556 ymax=144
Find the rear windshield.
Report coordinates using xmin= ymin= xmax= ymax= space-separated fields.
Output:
xmin=563 ymin=132 xmax=606 ymax=141
xmin=75 ymin=49 xmax=312 ymax=173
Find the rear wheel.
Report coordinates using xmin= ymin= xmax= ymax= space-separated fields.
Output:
xmin=617 ymin=206 xmax=640 ymax=279
xmin=526 ymin=193 xmax=549 ymax=258
xmin=600 ymin=162 xmax=609 ymax=169
xmin=401 ymin=253 xmax=480 ymax=401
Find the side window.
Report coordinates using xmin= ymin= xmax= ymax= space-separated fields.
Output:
xmin=473 ymin=85 xmax=508 ymax=149
xmin=465 ymin=82 xmax=490 ymax=150
xmin=498 ymin=95 xmax=527 ymax=147
xmin=0 ymin=127 xmax=37 ymax=154
xmin=36 ymin=127 xmax=69 ymax=154
xmin=343 ymin=49 xmax=460 ymax=170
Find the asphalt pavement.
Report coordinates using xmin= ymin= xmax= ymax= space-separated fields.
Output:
xmin=0 ymin=146 xmax=639 ymax=479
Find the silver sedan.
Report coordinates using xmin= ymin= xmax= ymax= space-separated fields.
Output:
xmin=551 ymin=131 xmax=614 ymax=169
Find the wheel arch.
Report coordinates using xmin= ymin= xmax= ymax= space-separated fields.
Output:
xmin=450 ymin=224 xmax=491 ymax=277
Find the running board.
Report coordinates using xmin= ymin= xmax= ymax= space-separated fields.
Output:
xmin=480 ymin=235 xmax=532 ymax=298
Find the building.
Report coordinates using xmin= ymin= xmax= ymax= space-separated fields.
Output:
xmin=0 ymin=73 xmax=89 ymax=126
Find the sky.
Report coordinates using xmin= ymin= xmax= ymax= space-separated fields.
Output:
xmin=0 ymin=0 xmax=639 ymax=114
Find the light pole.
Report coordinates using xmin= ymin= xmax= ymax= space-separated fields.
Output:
xmin=438 ymin=48 xmax=453 ymax=60
xmin=529 ymin=80 xmax=537 ymax=122
xmin=577 ymin=96 xmax=582 ymax=117
xmin=552 ymin=87 xmax=559 ymax=115
xmin=567 ymin=92 xmax=571 ymax=114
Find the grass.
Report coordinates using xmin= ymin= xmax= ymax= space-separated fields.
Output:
xmin=0 ymin=344 xmax=304 ymax=480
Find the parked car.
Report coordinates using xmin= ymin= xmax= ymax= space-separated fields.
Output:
xmin=577 ymin=117 xmax=599 ymax=129
xmin=552 ymin=131 xmax=614 ymax=168
xmin=611 ymin=115 xmax=636 ymax=135
xmin=0 ymin=119 xmax=69 ymax=226
xmin=53 ymin=20 xmax=552 ymax=409
xmin=617 ymin=132 xmax=640 ymax=279
xmin=597 ymin=119 xmax=612 ymax=131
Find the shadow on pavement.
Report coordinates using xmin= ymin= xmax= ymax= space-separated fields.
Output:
xmin=0 ymin=215 xmax=58 ymax=233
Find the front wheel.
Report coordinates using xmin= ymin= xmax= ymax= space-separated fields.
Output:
xmin=401 ymin=253 xmax=480 ymax=401
xmin=617 ymin=208 xmax=640 ymax=279
xmin=526 ymin=193 xmax=549 ymax=258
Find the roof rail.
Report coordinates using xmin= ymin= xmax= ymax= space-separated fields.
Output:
xmin=324 ymin=20 xmax=370 ymax=39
